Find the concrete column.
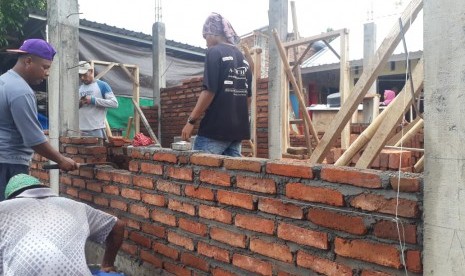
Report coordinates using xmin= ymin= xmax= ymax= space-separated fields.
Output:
xmin=47 ymin=0 xmax=79 ymax=193
xmin=424 ymin=0 xmax=465 ymax=274
xmin=268 ymin=0 xmax=288 ymax=159
xmin=152 ymin=22 xmax=166 ymax=143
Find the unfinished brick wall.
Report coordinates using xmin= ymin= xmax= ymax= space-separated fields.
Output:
xmin=31 ymin=138 xmax=423 ymax=276
xmin=151 ymin=77 xmax=423 ymax=171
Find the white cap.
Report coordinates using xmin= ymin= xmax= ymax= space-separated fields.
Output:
xmin=78 ymin=61 xmax=93 ymax=74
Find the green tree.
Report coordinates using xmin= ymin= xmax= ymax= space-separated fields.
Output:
xmin=0 ymin=0 xmax=46 ymax=46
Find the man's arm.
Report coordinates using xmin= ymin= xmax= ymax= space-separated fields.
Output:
xmin=31 ymin=142 xmax=78 ymax=171
xmin=100 ymin=219 xmax=125 ymax=271
xmin=181 ymin=90 xmax=215 ymax=141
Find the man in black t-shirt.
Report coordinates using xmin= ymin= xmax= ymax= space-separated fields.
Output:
xmin=181 ymin=12 xmax=252 ymax=157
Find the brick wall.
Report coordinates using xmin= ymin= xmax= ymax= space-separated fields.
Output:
xmin=31 ymin=138 xmax=423 ymax=276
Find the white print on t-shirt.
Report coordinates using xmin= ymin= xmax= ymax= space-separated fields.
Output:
xmin=223 ymin=56 xmax=234 ymax=61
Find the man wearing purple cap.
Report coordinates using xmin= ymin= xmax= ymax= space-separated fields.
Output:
xmin=0 ymin=39 xmax=78 ymax=200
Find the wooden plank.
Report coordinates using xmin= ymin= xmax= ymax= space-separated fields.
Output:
xmin=309 ymin=0 xmax=423 ymax=165
xmin=414 ymin=155 xmax=424 ymax=173
xmin=282 ymin=29 xmax=343 ymax=48
xmin=335 ymin=58 xmax=424 ymax=166
xmin=356 ymin=59 xmax=424 ymax=168
xmin=104 ymin=119 xmax=113 ymax=138
xmin=132 ymin=98 xmax=159 ymax=145
xmin=133 ymin=66 xmax=141 ymax=134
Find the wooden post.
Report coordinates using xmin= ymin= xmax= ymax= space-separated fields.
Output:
xmin=124 ymin=117 xmax=133 ymax=139
xmin=339 ymin=29 xmax=351 ymax=150
xmin=393 ymin=118 xmax=423 ymax=147
xmin=132 ymin=99 xmax=159 ymax=145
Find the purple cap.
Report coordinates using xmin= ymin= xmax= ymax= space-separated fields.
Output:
xmin=7 ymin=39 xmax=56 ymax=61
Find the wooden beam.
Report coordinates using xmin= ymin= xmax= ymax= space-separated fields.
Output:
xmin=283 ymin=29 xmax=343 ymax=48
xmin=309 ymin=0 xmax=423 ymax=165
xmin=394 ymin=118 xmax=424 ymax=147
xmin=356 ymin=59 xmax=424 ymax=168
xmin=386 ymin=115 xmax=422 ymax=145
xmin=94 ymin=62 xmax=116 ymax=80
xmin=414 ymin=155 xmax=424 ymax=173
xmin=335 ymin=58 xmax=424 ymax=166
xmin=124 ymin=117 xmax=133 ymax=139
xmin=339 ymin=29 xmax=351 ymax=150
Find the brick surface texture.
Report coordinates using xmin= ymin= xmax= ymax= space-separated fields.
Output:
xmin=29 ymin=136 xmax=424 ymax=276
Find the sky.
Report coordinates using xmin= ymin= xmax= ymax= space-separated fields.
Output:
xmin=77 ymin=0 xmax=422 ymax=57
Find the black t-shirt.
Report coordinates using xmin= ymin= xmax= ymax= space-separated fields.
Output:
xmin=198 ymin=43 xmax=252 ymax=141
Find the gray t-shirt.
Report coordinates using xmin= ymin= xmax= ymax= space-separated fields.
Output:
xmin=0 ymin=70 xmax=47 ymax=165
xmin=0 ymin=188 xmax=117 ymax=275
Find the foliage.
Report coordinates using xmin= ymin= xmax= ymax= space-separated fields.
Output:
xmin=0 ymin=0 xmax=46 ymax=46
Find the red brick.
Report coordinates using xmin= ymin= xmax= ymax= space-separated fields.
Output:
xmin=163 ymin=261 xmax=191 ymax=276
xmin=351 ymin=193 xmax=419 ymax=218
xmin=361 ymin=270 xmax=391 ymax=276
xmin=200 ymin=169 xmax=231 ymax=186
xmin=184 ymin=185 xmax=215 ymax=201
xmin=151 ymin=210 xmax=177 ymax=226
xmin=278 ymin=222 xmax=328 ymax=249
xmin=168 ymin=199 xmax=195 ymax=215
xmin=167 ymin=167 xmax=193 ymax=181
xmin=153 ymin=242 xmax=179 ymax=260
xmin=65 ymin=187 xmax=78 ymax=198
xmin=373 ymin=220 xmax=417 ymax=244
xmin=390 ymin=176 xmax=421 ymax=193
xmin=178 ymin=218 xmax=208 ymax=236
xmin=95 ymin=170 xmax=111 ymax=181
xmin=334 ymin=237 xmax=401 ymax=268
xmin=235 ymin=214 xmax=274 ymax=234
xmin=286 ymin=183 xmax=345 ymax=206
xmin=141 ymin=223 xmax=165 ymax=238
xmin=129 ymin=231 xmax=151 ymax=248
xmin=133 ymin=175 xmax=154 ymax=189
xmin=78 ymin=146 xmax=107 ymax=155
xmin=320 ymin=166 xmax=382 ymax=188
xmin=236 ymin=175 xmax=276 ymax=194
xmin=112 ymin=171 xmax=132 ymax=185
xmin=250 ymin=238 xmax=293 ymax=263
xmin=210 ymin=227 xmax=246 ymax=248
xmin=211 ymin=267 xmax=238 ymax=276
xmin=307 ymin=209 xmax=367 ymax=235
xmin=86 ymin=181 xmax=102 ymax=192
xmin=78 ymin=191 xmax=93 ymax=202
xmin=156 ymin=179 xmax=181 ymax=195
xmin=128 ymin=160 xmax=139 ymax=172
xmin=217 ymin=190 xmax=254 ymax=210
xmin=141 ymin=192 xmax=165 ymax=206
xmin=103 ymin=185 xmax=119 ymax=195
xmin=296 ymin=251 xmax=352 ymax=275
xmin=121 ymin=242 xmax=137 ymax=255
xmin=129 ymin=204 xmax=149 ymax=219
xmin=122 ymin=218 xmax=140 ymax=230
xmin=388 ymin=150 xmax=411 ymax=169
xmin=190 ymin=153 xmax=224 ymax=167
xmin=197 ymin=241 xmax=230 ymax=263
xmin=140 ymin=162 xmax=163 ymax=175
xmin=94 ymin=196 xmax=109 ymax=207
xmin=232 ymin=254 xmax=273 ymax=276
xmin=266 ymin=160 xmax=313 ymax=179
xmin=140 ymin=250 xmax=163 ymax=268
xmin=167 ymin=231 xmax=194 ymax=250
xmin=223 ymin=158 xmax=264 ymax=172
xmin=80 ymin=167 xmax=95 ymax=179
xmin=199 ymin=205 xmax=232 ymax=224
xmin=110 ymin=199 xmax=127 ymax=211
xmin=153 ymin=152 xmax=177 ymax=163
xmin=121 ymin=188 xmax=141 ymax=200
xmin=65 ymin=146 xmax=79 ymax=154
xmin=258 ymin=198 xmax=303 ymax=219
xmin=406 ymin=250 xmax=422 ymax=273
xmin=60 ymin=176 xmax=72 ymax=186
xmin=181 ymin=252 xmax=209 ymax=272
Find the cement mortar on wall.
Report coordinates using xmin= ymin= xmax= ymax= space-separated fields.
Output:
xmin=85 ymin=242 xmax=173 ymax=276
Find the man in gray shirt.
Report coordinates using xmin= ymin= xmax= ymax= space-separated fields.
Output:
xmin=0 ymin=39 xmax=78 ymax=200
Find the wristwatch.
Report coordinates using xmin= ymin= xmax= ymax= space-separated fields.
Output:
xmin=187 ymin=116 xmax=196 ymax=125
